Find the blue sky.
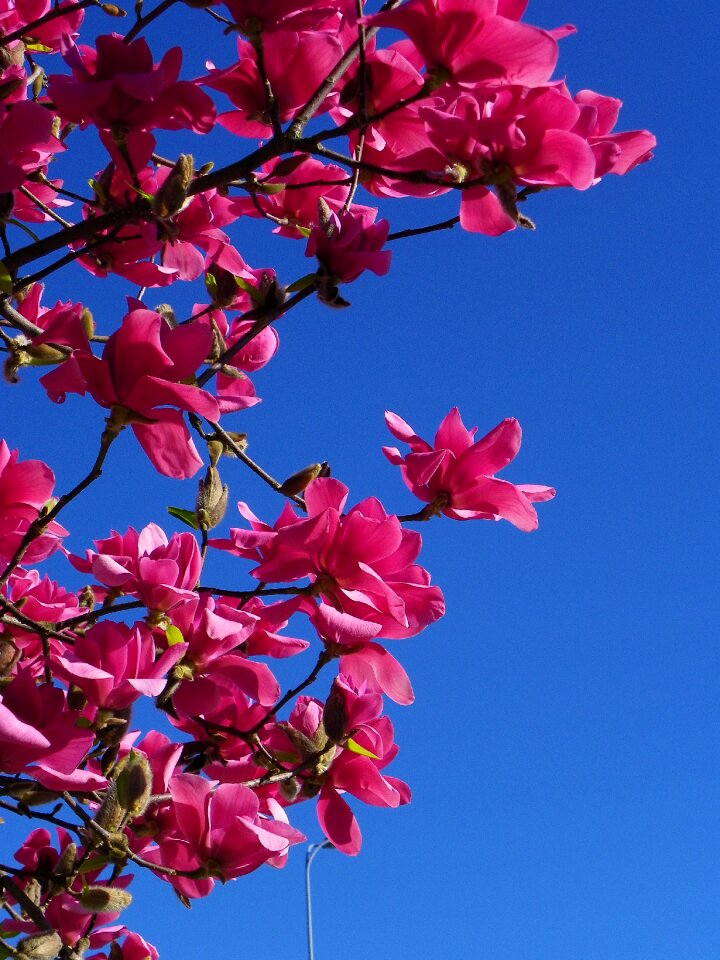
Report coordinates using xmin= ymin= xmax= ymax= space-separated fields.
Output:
xmin=2 ymin=2 xmax=718 ymax=959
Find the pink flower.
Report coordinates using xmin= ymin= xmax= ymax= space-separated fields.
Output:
xmin=383 ymin=407 xmax=555 ymax=530
xmin=230 ymin=155 xmax=373 ymax=239
xmin=208 ymin=31 xmax=344 ymax=139
xmin=218 ymin=477 xmax=445 ymax=639
xmin=0 ymin=0 xmax=85 ymax=50
xmin=372 ymin=0 xmax=559 ymax=88
xmin=70 ymin=523 xmax=202 ymax=612
xmin=147 ymin=774 xmax=305 ymax=897
xmin=572 ymin=89 xmax=656 ymax=179
xmin=0 ymin=100 xmax=64 ymax=193
xmin=0 ymin=440 xmax=67 ymax=564
xmin=166 ymin=595 xmax=281 ymax=706
xmin=2 ymin=569 xmax=82 ymax=669
xmin=421 ymin=86 xmax=597 ymax=235
xmin=51 ymin=34 xmax=216 ymax=133
xmin=312 ymin=604 xmax=414 ymax=705
xmin=0 ymin=668 xmax=94 ymax=780
xmin=306 ymin=204 xmax=391 ymax=285
xmin=53 ymin=620 xmax=186 ymax=710
xmin=274 ymin=688 xmax=410 ymax=855
xmin=41 ymin=309 xmax=220 ymax=479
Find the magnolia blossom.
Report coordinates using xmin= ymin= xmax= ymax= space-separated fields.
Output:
xmin=214 ymin=477 xmax=445 ymax=639
xmin=0 ymin=668 xmax=94 ymax=784
xmin=70 ymin=522 xmax=202 ymax=612
xmin=384 ymin=407 xmax=555 ymax=530
xmin=0 ymin=101 xmax=64 ymax=192
xmin=53 ymin=620 xmax=186 ymax=710
xmin=0 ymin=440 xmax=67 ymax=564
xmin=51 ymin=34 xmax=216 ymax=133
xmin=146 ymin=774 xmax=305 ymax=898
xmin=306 ymin=204 xmax=391 ymax=285
xmin=41 ymin=309 xmax=220 ymax=478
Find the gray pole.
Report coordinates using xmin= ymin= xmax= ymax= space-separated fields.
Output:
xmin=305 ymin=840 xmax=334 ymax=960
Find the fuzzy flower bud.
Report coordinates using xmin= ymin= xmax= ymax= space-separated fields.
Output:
xmin=115 ymin=749 xmax=153 ymax=819
xmin=196 ymin=464 xmax=229 ymax=530
xmin=78 ymin=885 xmax=133 ymax=913
xmin=153 ymin=154 xmax=194 ymax=218
xmin=279 ymin=463 xmax=326 ymax=497
xmin=17 ymin=931 xmax=63 ymax=960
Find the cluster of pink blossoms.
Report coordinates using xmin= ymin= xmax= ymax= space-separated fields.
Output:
xmin=0 ymin=398 xmax=552 ymax=951
xmin=0 ymin=0 xmax=653 ymax=956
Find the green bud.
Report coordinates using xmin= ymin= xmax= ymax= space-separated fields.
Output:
xmin=93 ymin=783 xmax=124 ymax=834
xmin=195 ymin=464 xmax=229 ymax=531
xmin=79 ymin=886 xmax=133 ymax=914
xmin=321 ymin=691 xmax=347 ymax=744
xmin=279 ymin=463 xmax=323 ymax=497
xmin=115 ymin=749 xmax=153 ymax=819
xmin=155 ymin=303 xmax=177 ymax=328
xmin=81 ymin=308 xmax=95 ymax=339
xmin=17 ymin=343 xmax=71 ymax=366
xmin=97 ymin=2 xmax=127 ymax=15
xmin=17 ymin=931 xmax=63 ymax=960
xmin=153 ymin=155 xmax=194 ymax=218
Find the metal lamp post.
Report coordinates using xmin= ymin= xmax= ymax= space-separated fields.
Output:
xmin=305 ymin=840 xmax=334 ymax=960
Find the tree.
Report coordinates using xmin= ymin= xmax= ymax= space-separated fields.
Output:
xmin=0 ymin=2 xmax=654 ymax=957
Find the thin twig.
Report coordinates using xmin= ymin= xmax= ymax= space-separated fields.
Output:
xmin=123 ymin=0 xmax=176 ymax=43
xmin=18 ymin=187 xmax=74 ymax=228
xmin=388 ymin=216 xmax=461 ymax=241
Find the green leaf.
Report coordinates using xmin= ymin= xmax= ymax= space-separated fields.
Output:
xmin=167 ymin=506 xmax=199 ymax=529
xmin=287 ymin=273 xmax=318 ymax=293
xmin=234 ymin=276 xmax=264 ymax=304
xmin=346 ymin=737 xmax=379 ymax=760
xmin=204 ymin=272 xmax=218 ymax=296
xmin=166 ymin=624 xmax=184 ymax=646
xmin=256 ymin=181 xmax=286 ymax=195
xmin=0 ymin=261 xmax=13 ymax=295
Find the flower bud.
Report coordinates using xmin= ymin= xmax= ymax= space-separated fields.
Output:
xmin=153 ymin=155 xmax=194 ymax=219
xmin=78 ymin=885 xmax=133 ymax=913
xmin=279 ymin=463 xmax=323 ymax=497
xmin=93 ymin=783 xmax=124 ymax=834
xmin=17 ymin=343 xmax=71 ymax=366
xmin=17 ymin=931 xmax=63 ymax=960
xmin=81 ymin=308 xmax=95 ymax=339
xmin=196 ymin=464 xmax=229 ymax=531
xmin=214 ymin=431 xmax=247 ymax=457
xmin=23 ymin=878 xmax=42 ymax=906
xmin=6 ymin=782 xmax=59 ymax=807
xmin=205 ymin=264 xmax=240 ymax=308
xmin=68 ymin=937 xmax=90 ymax=960
xmin=0 ymin=637 xmax=20 ymax=676
xmin=97 ymin=2 xmax=127 ymax=14
xmin=49 ymin=841 xmax=78 ymax=894
xmin=322 ymin=691 xmax=347 ymax=744
xmin=278 ymin=777 xmax=302 ymax=803
xmin=115 ymin=749 xmax=153 ymax=819
xmin=155 ymin=303 xmax=177 ymax=328
xmin=207 ymin=439 xmax=223 ymax=467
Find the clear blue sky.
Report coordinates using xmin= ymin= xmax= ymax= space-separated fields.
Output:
xmin=3 ymin=3 xmax=718 ymax=959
